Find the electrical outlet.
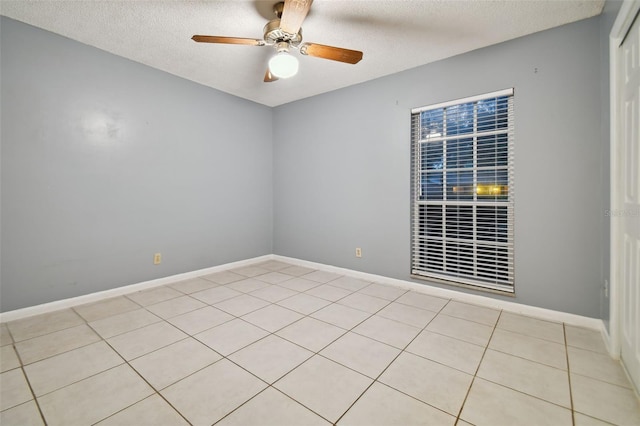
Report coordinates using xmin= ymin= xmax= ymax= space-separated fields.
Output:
xmin=153 ymin=253 xmax=162 ymax=265
xmin=604 ymin=279 xmax=609 ymax=298
xmin=355 ymin=247 xmax=362 ymax=258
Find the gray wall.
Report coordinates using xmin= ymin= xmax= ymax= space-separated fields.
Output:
xmin=598 ymin=0 xmax=622 ymax=330
xmin=1 ymin=9 xmax=616 ymax=318
xmin=273 ymin=15 xmax=607 ymax=318
xmin=1 ymin=17 xmax=273 ymax=311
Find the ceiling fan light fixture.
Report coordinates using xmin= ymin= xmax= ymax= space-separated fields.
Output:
xmin=191 ymin=0 xmax=363 ymax=83
xmin=269 ymin=51 xmax=299 ymax=79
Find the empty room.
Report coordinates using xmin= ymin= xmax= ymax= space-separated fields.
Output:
xmin=1 ymin=0 xmax=639 ymax=425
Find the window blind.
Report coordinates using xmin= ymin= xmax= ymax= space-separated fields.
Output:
xmin=411 ymin=89 xmax=515 ymax=292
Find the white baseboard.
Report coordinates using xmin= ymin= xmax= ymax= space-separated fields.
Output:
xmin=0 ymin=255 xmax=274 ymax=323
xmin=1 ymin=253 xmax=604 ymax=334
xmin=273 ymin=255 xmax=604 ymax=331
xmin=601 ymin=320 xmax=619 ymax=359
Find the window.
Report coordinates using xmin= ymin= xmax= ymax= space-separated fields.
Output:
xmin=411 ymin=89 xmax=515 ymax=293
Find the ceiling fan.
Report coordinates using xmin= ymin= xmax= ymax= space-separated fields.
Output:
xmin=192 ymin=0 xmax=363 ymax=82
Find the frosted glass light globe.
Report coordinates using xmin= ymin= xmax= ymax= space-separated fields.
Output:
xmin=269 ymin=52 xmax=299 ymax=78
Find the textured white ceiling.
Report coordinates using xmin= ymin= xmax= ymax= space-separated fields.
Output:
xmin=1 ymin=0 xmax=604 ymax=107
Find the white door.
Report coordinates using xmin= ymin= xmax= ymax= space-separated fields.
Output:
xmin=617 ymin=9 xmax=640 ymax=391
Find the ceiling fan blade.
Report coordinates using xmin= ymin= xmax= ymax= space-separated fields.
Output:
xmin=280 ymin=0 xmax=313 ymax=35
xmin=264 ymin=68 xmax=278 ymax=83
xmin=299 ymin=43 xmax=363 ymax=64
xmin=191 ymin=35 xmax=265 ymax=46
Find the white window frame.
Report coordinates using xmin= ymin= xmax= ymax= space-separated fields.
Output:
xmin=411 ymin=88 xmax=515 ymax=293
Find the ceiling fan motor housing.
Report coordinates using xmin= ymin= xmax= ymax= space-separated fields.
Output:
xmin=264 ymin=19 xmax=302 ymax=46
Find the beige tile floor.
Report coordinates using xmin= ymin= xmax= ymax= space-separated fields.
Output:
xmin=1 ymin=260 xmax=639 ymax=425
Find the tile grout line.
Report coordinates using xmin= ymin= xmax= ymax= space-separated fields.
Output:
xmin=471 ymin=375 xmax=579 ymax=410
xmin=454 ymin=313 xmax=581 ymax=421
xmin=14 ymin=282 xmax=403 ymax=362
xmin=221 ymin=276 xmax=379 ymax=422
xmin=12 ymin=335 xmax=102 ymax=369
xmin=211 ymin=364 xmax=333 ymax=425
xmin=263 ymin=386 xmax=334 ymax=425
xmin=3 ymin=325 xmax=48 ymax=426
xmin=22 ymin=333 xmax=190 ymax=423
xmin=564 ymin=323 xmax=576 ymax=426
xmin=212 ymin=282 xmax=409 ymax=425
xmin=7 ymin=314 xmax=88 ymax=345
xmin=187 ymin=288 xmax=336 ymax=358
xmin=300 ymin=282 xmax=411 ymax=347
xmin=332 ymin=296 xmax=452 ymax=425
xmin=16 ymin=297 xmax=230 ymax=424
xmin=435 ymin=309 xmax=505 ymax=328
xmin=98 ymin=291 xmax=310 ymax=423
xmin=28 ymin=361 xmax=141 ymax=423
xmin=104 ymin=279 xmax=338 ymax=425
xmin=481 ymin=347 xmax=568 ymax=373
xmin=98 ymin=335 xmax=195 ymax=426
xmin=9 ymin=308 xmax=119 ymax=399
xmin=18 ymin=365 xmax=48 ymax=425
xmin=166 ymin=307 xmax=236 ymax=336
xmin=414 ymin=325 xmax=491 ymax=350
xmin=269 ymin=316 xmax=348 ymax=353
xmin=454 ymin=308 xmax=503 ymax=424
xmin=333 ymin=299 xmax=489 ymax=378
xmin=200 ymin=311 xmax=337 ymax=425
xmin=275 ymin=290 xmax=419 ymax=373
xmin=569 ymin=370 xmax=639 ymax=390
xmin=7 ymin=309 xmax=101 ymax=413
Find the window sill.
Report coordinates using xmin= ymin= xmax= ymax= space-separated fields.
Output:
xmin=410 ymin=274 xmax=516 ymax=297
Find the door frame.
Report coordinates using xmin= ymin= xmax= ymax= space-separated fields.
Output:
xmin=608 ymin=0 xmax=640 ymax=359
